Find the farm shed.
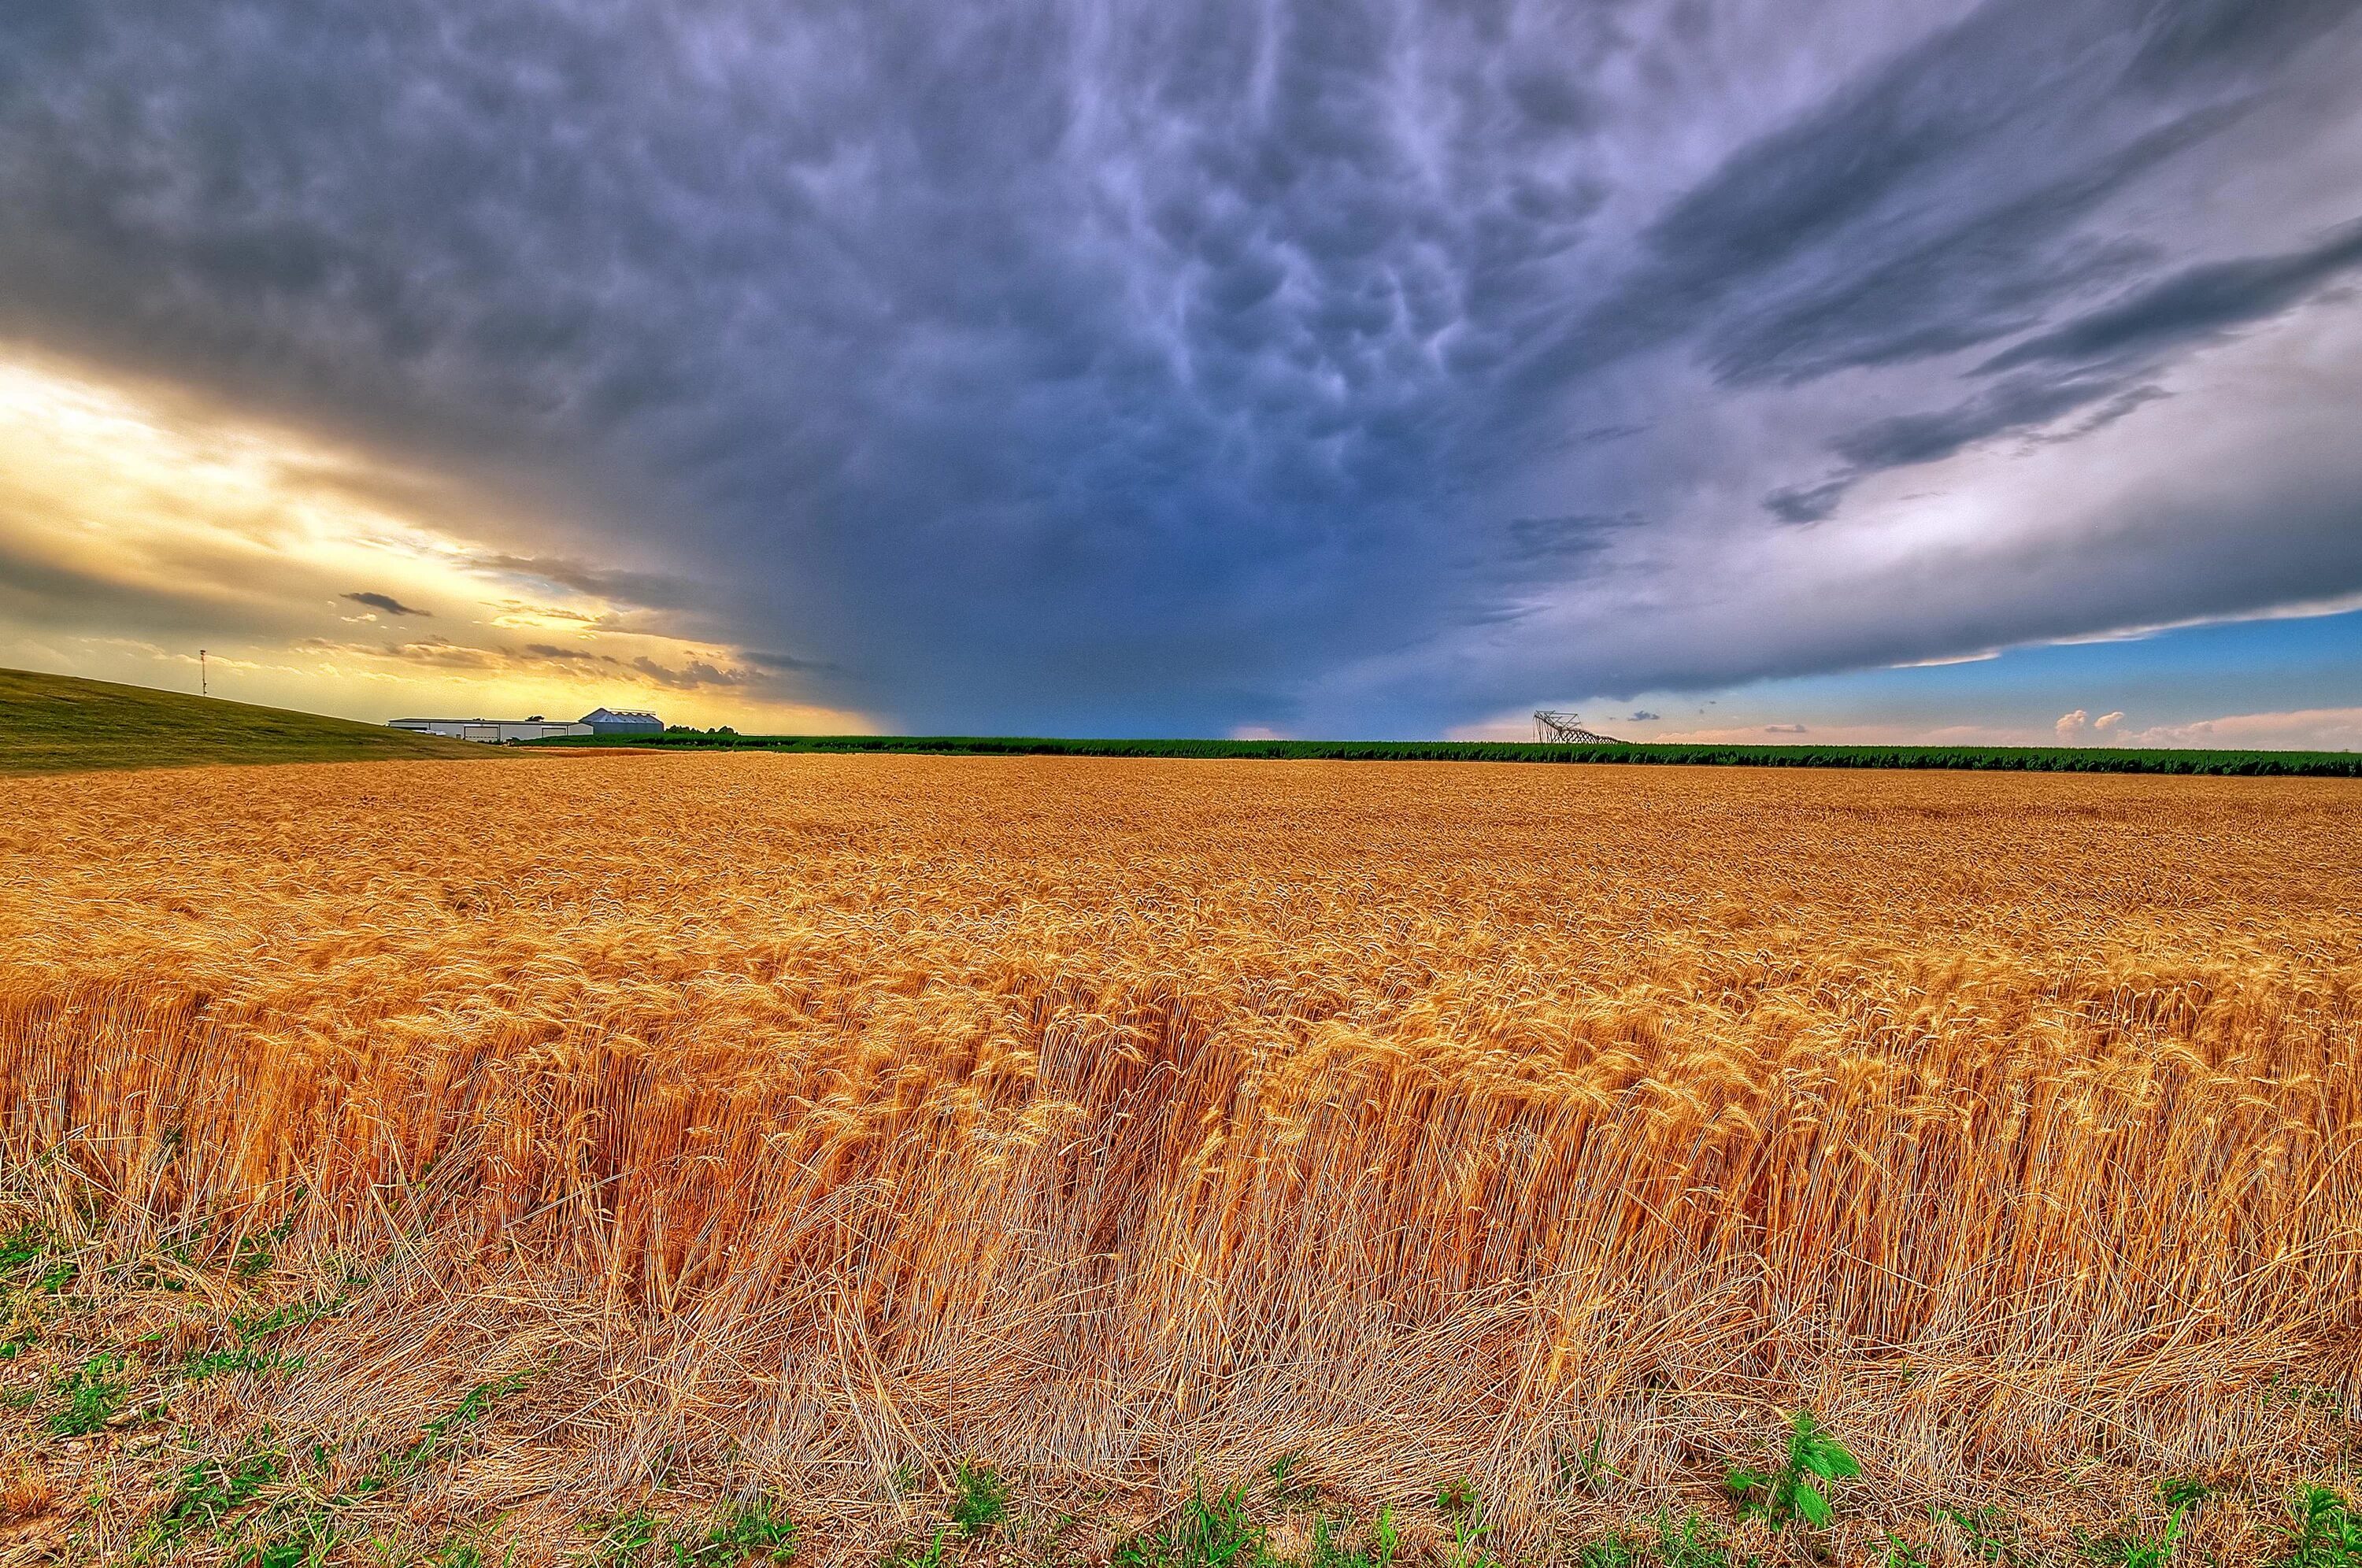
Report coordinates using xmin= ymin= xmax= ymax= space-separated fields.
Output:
xmin=579 ymin=707 xmax=665 ymax=736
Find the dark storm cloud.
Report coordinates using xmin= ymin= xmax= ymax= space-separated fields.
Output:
xmin=1501 ymin=512 xmax=1637 ymax=565
xmin=1768 ymin=220 xmax=2362 ymax=520
xmin=1 ymin=0 xmax=2359 ymax=732
xmin=629 ymin=655 xmax=747 ymax=690
xmin=1512 ymin=0 xmax=2324 ymax=397
xmin=1979 ymin=219 xmax=2362 ymax=371
xmin=742 ymin=649 xmax=838 ymax=674
xmin=465 ymin=555 xmax=702 ymax=613
xmin=343 ymin=591 xmax=430 ymax=617
xmin=1831 ymin=374 xmax=2131 ymax=471
xmin=298 ymin=635 xmax=773 ymax=694
xmin=1762 ymin=481 xmax=1853 ymax=527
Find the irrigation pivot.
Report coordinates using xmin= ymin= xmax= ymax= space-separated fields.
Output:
xmin=1532 ymin=709 xmax=1623 ymax=744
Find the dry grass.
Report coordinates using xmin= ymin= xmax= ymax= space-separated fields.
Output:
xmin=1 ymin=753 xmax=2357 ymax=1565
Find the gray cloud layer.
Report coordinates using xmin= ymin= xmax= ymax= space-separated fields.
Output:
xmin=2 ymin=0 xmax=2358 ymax=732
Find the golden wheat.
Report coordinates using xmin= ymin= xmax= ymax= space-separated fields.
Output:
xmin=1 ymin=754 xmax=2357 ymax=1563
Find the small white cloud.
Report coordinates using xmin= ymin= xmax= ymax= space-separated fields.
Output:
xmin=2094 ymin=710 xmax=2124 ymax=734
xmin=2056 ymin=708 xmax=2090 ymax=741
xmin=1764 ymin=723 xmax=1808 ymax=734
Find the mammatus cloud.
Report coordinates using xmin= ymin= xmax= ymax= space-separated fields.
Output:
xmin=343 ymin=591 xmax=429 ymax=617
xmin=0 ymin=0 xmax=2357 ymax=732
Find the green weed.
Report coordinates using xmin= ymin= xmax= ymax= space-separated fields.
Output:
xmin=44 ymin=1352 xmax=128 ymax=1436
xmin=1724 ymin=1408 xmax=1860 ymax=1529
xmin=583 ymin=1507 xmax=662 ymax=1567
xmin=1442 ymin=1490 xmax=1497 ymax=1568
xmin=2078 ymin=1478 xmax=2205 ymax=1566
xmin=233 ymin=1209 xmax=302 ymax=1278
xmin=2277 ymin=1487 xmax=2362 ymax=1568
xmin=177 ymin=1292 xmax=340 ymax=1382
xmin=180 ymin=1343 xmax=305 ymax=1381
xmin=1934 ymin=1504 xmax=2023 ymax=1562
xmin=950 ymin=1459 xmax=1010 ymax=1537
xmin=1575 ymin=1532 xmax=1643 ymax=1566
xmin=1558 ymin=1424 xmax=1616 ymax=1494
xmin=1304 ymin=1509 xmax=1401 ymax=1568
xmin=0 ymin=1225 xmax=70 ymax=1296
xmin=361 ymin=1367 xmax=537 ymax=1488
xmin=880 ymin=1526 xmax=951 ymax=1568
xmin=666 ymin=1499 xmax=797 ymax=1566
xmin=1113 ymin=1481 xmax=1265 ymax=1568
xmin=241 ymin=1513 xmax=337 ymax=1568
xmin=233 ymin=1292 xmax=342 ymax=1341
xmin=1653 ymin=1512 xmax=1737 ymax=1568
xmin=2266 ymin=1375 xmax=2346 ymax=1415
xmin=157 ymin=1446 xmax=286 ymax=1544
xmin=0 ymin=1225 xmax=43 ymax=1274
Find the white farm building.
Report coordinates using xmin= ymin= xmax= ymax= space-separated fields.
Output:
xmin=390 ymin=708 xmax=662 ymax=743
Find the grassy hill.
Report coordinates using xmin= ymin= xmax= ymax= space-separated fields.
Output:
xmin=0 ymin=667 xmax=489 ymax=774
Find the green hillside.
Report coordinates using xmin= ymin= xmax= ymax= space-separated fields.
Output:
xmin=0 ymin=667 xmax=490 ymax=774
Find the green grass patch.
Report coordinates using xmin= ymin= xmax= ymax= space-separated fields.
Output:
xmin=156 ymin=1444 xmax=286 ymax=1544
xmin=583 ymin=1499 xmax=796 ymax=1567
xmin=0 ymin=666 xmax=491 ymax=774
xmin=523 ymin=730 xmax=2362 ymax=776
xmin=0 ymin=1223 xmax=44 ymax=1273
xmin=367 ymin=1367 xmax=538 ymax=1484
xmin=951 ymin=1461 xmax=1012 ymax=1537
xmin=1113 ymin=1481 xmax=1267 ymax=1568
xmin=2075 ymin=1477 xmax=2208 ymax=1566
xmin=43 ymin=1351 xmax=130 ymax=1436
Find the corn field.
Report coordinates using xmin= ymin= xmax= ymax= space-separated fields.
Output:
xmin=2 ymin=754 xmax=2357 ymax=1563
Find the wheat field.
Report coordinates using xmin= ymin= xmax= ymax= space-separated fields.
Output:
xmin=2 ymin=754 xmax=2358 ymax=1565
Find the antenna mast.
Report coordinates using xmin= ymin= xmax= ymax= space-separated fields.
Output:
xmin=200 ymin=649 xmax=208 ymax=698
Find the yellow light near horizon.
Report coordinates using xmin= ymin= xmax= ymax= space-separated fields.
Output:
xmin=0 ymin=350 xmax=868 ymax=732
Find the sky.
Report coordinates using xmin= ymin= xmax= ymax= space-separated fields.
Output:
xmin=2 ymin=0 xmax=2359 ymax=744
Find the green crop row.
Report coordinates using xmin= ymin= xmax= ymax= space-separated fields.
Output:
xmin=522 ymin=732 xmax=2362 ymax=776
